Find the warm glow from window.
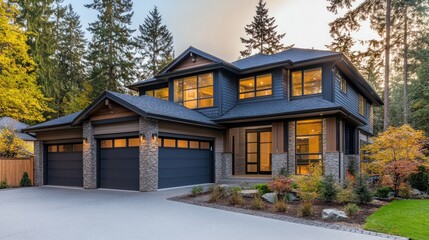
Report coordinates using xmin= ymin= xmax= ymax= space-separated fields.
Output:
xmin=296 ymin=119 xmax=322 ymax=175
xmin=174 ymin=73 xmax=214 ymax=109
xmin=239 ymin=74 xmax=272 ymax=99
xmin=145 ymin=87 xmax=169 ymax=100
xmin=291 ymin=68 xmax=322 ymax=96
xmin=359 ymin=94 xmax=367 ymax=116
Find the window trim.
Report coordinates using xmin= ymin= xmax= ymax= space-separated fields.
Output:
xmin=340 ymin=76 xmax=347 ymax=94
xmin=291 ymin=67 xmax=323 ymax=97
xmin=239 ymin=73 xmax=273 ymax=100
xmin=145 ymin=87 xmax=169 ymax=101
xmin=295 ymin=119 xmax=323 ymax=175
xmin=358 ymin=94 xmax=367 ymax=117
xmin=173 ymin=73 xmax=214 ymax=109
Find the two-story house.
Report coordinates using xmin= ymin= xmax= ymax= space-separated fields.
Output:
xmin=25 ymin=46 xmax=383 ymax=191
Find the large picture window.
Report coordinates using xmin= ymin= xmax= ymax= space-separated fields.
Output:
xmin=174 ymin=73 xmax=214 ymax=109
xmin=292 ymin=68 xmax=322 ymax=97
xmin=145 ymin=87 xmax=169 ymax=100
xmin=239 ymin=74 xmax=272 ymax=99
xmin=296 ymin=119 xmax=323 ymax=175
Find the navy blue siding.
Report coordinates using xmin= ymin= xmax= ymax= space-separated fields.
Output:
xmin=334 ymin=72 xmax=372 ymax=133
xmin=219 ymin=70 xmax=237 ymax=115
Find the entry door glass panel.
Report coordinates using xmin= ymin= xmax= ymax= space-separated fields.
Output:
xmin=246 ymin=130 xmax=272 ymax=174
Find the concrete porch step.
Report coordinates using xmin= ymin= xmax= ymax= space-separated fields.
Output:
xmin=218 ymin=176 xmax=272 ymax=185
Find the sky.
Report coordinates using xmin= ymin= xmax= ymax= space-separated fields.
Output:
xmin=63 ymin=0 xmax=378 ymax=62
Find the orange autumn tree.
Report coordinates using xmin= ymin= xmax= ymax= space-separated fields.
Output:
xmin=362 ymin=125 xmax=428 ymax=195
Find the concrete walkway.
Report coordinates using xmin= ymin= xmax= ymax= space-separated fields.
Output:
xmin=0 ymin=187 xmax=390 ymax=240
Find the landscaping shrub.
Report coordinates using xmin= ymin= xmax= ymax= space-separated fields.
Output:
xmin=0 ymin=127 xmax=31 ymax=158
xmin=229 ymin=187 xmax=244 ymax=205
xmin=319 ymin=175 xmax=339 ymax=203
xmin=298 ymin=191 xmax=317 ymax=217
xmin=336 ymin=187 xmax=357 ymax=203
xmin=376 ymin=187 xmax=392 ymax=199
xmin=268 ymin=176 xmax=294 ymax=199
xmin=354 ymin=176 xmax=373 ymax=204
xmin=410 ymin=166 xmax=429 ymax=192
xmin=251 ymin=194 xmax=264 ymax=210
xmin=0 ymin=179 xmax=9 ymax=189
xmin=253 ymin=183 xmax=271 ymax=195
xmin=398 ymin=184 xmax=412 ymax=199
xmin=208 ymin=185 xmax=225 ymax=203
xmin=344 ymin=203 xmax=359 ymax=217
xmin=190 ymin=186 xmax=203 ymax=197
xmin=273 ymin=199 xmax=288 ymax=212
xmin=20 ymin=172 xmax=32 ymax=187
xmin=382 ymin=160 xmax=418 ymax=196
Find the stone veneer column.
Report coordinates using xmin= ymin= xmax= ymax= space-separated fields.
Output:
xmin=322 ymin=119 xmax=340 ymax=180
xmin=83 ymin=121 xmax=97 ymax=189
xmin=214 ymin=152 xmax=222 ymax=183
xmin=272 ymin=153 xmax=288 ymax=177
xmin=33 ymin=140 xmax=44 ymax=186
xmin=221 ymin=153 xmax=233 ymax=179
xmin=287 ymin=121 xmax=296 ymax=175
xmin=139 ymin=117 xmax=158 ymax=192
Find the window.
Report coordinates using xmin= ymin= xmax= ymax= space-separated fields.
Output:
xmin=296 ymin=119 xmax=323 ymax=175
xmin=291 ymin=68 xmax=322 ymax=96
xmin=114 ymin=139 xmax=126 ymax=148
xmin=174 ymin=73 xmax=214 ymax=109
xmin=200 ymin=142 xmax=210 ymax=149
xmin=163 ymin=139 xmax=176 ymax=148
xmin=47 ymin=145 xmax=58 ymax=152
xmin=128 ymin=138 xmax=140 ymax=147
xmin=239 ymin=74 xmax=272 ymax=99
xmin=189 ymin=141 xmax=199 ymax=149
xmin=73 ymin=144 xmax=83 ymax=152
xmin=100 ymin=140 xmax=113 ymax=149
xmin=58 ymin=144 xmax=73 ymax=152
xmin=359 ymin=94 xmax=367 ymax=116
xmin=145 ymin=88 xmax=169 ymax=100
xmin=177 ymin=140 xmax=188 ymax=148
xmin=340 ymin=76 xmax=347 ymax=93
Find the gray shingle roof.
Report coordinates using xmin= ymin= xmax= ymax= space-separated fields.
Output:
xmin=215 ymin=98 xmax=342 ymax=121
xmin=232 ymin=48 xmax=340 ymax=70
xmin=0 ymin=117 xmax=36 ymax=140
xmin=25 ymin=111 xmax=82 ymax=131
xmin=107 ymin=91 xmax=217 ymax=126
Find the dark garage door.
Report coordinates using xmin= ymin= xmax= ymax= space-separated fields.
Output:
xmin=98 ymin=138 xmax=139 ymax=191
xmin=158 ymin=137 xmax=213 ymax=189
xmin=46 ymin=143 xmax=83 ymax=187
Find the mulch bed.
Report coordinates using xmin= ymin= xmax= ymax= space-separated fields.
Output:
xmin=173 ymin=192 xmax=387 ymax=229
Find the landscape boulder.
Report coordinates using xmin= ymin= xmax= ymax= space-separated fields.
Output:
xmin=239 ymin=189 xmax=259 ymax=198
xmin=262 ymin=192 xmax=277 ymax=203
xmin=322 ymin=209 xmax=348 ymax=221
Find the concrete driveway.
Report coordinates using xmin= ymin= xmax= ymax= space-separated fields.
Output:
xmin=0 ymin=187 xmax=389 ymax=240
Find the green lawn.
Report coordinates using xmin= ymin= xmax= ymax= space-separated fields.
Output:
xmin=364 ymin=200 xmax=429 ymax=240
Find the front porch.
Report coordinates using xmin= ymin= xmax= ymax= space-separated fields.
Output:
xmin=218 ymin=117 xmax=363 ymax=182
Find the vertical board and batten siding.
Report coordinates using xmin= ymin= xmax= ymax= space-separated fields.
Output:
xmin=333 ymin=72 xmax=372 ymax=133
xmin=158 ymin=121 xmax=224 ymax=152
xmin=272 ymin=122 xmax=285 ymax=153
xmin=322 ymin=63 xmax=335 ymax=102
xmin=219 ymin=70 xmax=237 ymax=115
xmin=0 ymin=158 xmax=34 ymax=187
xmin=325 ymin=117 xmax=337 ymax=152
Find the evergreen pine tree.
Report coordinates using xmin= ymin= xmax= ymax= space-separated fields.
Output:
xmin=54 ymin=4 xmax=88 ymax=116
xmin=240 ymin=0 xmax=293 ymax=58
xmin=85 ymin=0 xmax=136 ymax=97
xmin=135 ymin=6 xmax=174 ymax=79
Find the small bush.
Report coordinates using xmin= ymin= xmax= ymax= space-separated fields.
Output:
xmin=251 ymin=195 xmax=264 ymax=210
xmin=410 ymin=166 xmax=429 ymax=192
xmin=20 ymin=172 xmax=32 ymax=187
xmin=268 ymin=176 xmax=294 ymax=198
xmin=336 ymin=187 xmax=357 ymax=204
xmin=190 ymin=186 xmax=203 ymax=197
xmin=298 ymin=191 xmax=317 ymax=217
xmin=273 ymin=199 xmax=288 ymax=212
xmin=344 ymin=203 xmax=359 ymax=217
xmin=208 ymin=185 xmax=225 ymax=203
xmin=320 ymin=175 xmax=339 ymax=203
xmin=376 ymin=187 xmax=391 ymax=198
xmin=0 ymin=179 xmax=9 ymax=189
xmin=253 ymin=183 xmax=271 ymax=195
xmin=229 ymin=187 xmax=244 ymax=205
xmin=354 ymin=176 xmax=372 ymax=204
xmin=398 ymin=184 xmax=412 ymax=198
xmin=299 ymin=201 xmax=313 ymax=217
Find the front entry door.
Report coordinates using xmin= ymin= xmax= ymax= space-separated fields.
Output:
xmin=246 ymin=129 xmax=272 ymax=174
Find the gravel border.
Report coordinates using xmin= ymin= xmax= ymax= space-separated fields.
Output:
xmin=170 ymin=195 xmax=408 ymax=240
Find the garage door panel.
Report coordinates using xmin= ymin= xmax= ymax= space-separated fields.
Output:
xmin=46 ymin=144 xmax=83 ymax=187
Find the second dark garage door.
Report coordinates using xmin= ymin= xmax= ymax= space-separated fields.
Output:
xmin=98 ymin=138 xmax=139 ymax=191
xmin=158 ymin=137 xmax=213 ymax=189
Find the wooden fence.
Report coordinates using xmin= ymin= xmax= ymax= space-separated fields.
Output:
xmin=0 ymin=157 xmax=34 ymax=187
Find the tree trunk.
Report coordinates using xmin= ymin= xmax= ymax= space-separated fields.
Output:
xmin=403 ymin=6 xmax=409 ymax=124
xmin=384 ymin=0 xmax=391 ymax=131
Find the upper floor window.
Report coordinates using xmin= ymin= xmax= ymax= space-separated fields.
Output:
xmin=339 ymin=76 xmax=347 ymax=93
xmin=292 ymin=68 xmax=322 ymax=97
xmin=174 ymin=73 xmax=214 ymax=109
xmin=358 ymin=94 xmax=367 ymax=116
xmin=145 ymin=87 xmax=169 ymax=100
xmin=239 ymin=74 xmax=272 ymax=99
